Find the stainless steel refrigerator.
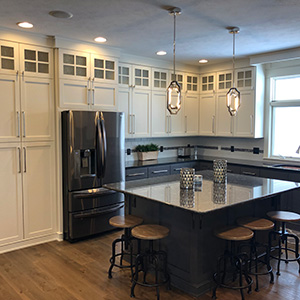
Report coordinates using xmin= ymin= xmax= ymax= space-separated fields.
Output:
xmin=62 ymin=110 xmax=125 ymax=241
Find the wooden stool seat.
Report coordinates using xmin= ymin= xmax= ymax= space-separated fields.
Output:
xmin=109 ymin=215 xmax=143 ymax=229
xmin=214 ymin=226 xmax=254 ymax=241
xmin=237 ymin=217 xmax=274 ymax=231
xmin=131 ymin=224 xmax=169 ymax=240
xmin=267 ymin=211 xmax=300 ymax=222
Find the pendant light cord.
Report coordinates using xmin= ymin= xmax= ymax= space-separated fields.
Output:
xmin=173 ymin=12 xmax=176 ymax=78
xmin=232 ymin=31 xmax=235 ymax=87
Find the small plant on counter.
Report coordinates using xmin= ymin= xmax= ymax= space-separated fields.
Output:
xmin=135 ymin=143 xmax=159 ymax=152
xmin=135 ymin=143 xmax=159 ymax=161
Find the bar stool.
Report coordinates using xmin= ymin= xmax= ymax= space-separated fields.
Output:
xmin=108 ymin=215 xmax=143 ymax=279
xmin=130 ymin=224 xmax=170 ymax=300
xmin=267 ymin=211 xmax=300 ymax=275
xmin=213 ymin=226 xmax=254 ymax=300
xmin=237 ymin=217 xmax=275 ymax=291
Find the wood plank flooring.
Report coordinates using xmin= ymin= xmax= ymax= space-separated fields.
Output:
xmin=0 ymin=230 xmax=299 ymax=300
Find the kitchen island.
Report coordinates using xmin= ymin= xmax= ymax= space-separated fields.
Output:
xmin=104 ymin=171 xmax=299 ymax=296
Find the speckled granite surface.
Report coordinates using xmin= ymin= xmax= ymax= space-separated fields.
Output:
xmin=104 ymin=170 xmax=300 ymax=214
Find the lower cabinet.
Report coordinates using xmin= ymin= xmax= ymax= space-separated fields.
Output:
xmin=0 ymin=142 xmax=56 ymax=246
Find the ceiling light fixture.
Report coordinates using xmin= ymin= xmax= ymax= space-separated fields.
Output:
xmin=49 ymin=11 xmax=73 ymax=19
xmin=94 ymin=37 xmax=107 ymax=43
xmin=199 ymin=59 xmax=208 ymax=64
xmin=226 ymin=26 xmax=240 ymax=116
xmin=156 ymin=50 xmax=167 ymax=56
xmin=167 ymin=7 xmax=182 ymax=115
xmin=17 ymin=22 xmax=33 ymax=29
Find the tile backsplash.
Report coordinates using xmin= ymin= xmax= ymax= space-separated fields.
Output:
xmin=125 ymin=136 xmax=264 ymax=162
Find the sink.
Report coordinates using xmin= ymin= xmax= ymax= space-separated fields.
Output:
xmin=272 ymin=164 xmax=300 ymax=171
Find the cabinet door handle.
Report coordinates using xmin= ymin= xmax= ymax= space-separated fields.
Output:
xmin=22 ymin=111 xmax=26 ymax=137
xmin=126 ymin=172 xmax=145 ymax=177
xmin=18 ymin=147 xmax=21 ymax=173
xmin=133 ymin=114 xmax=135 ymax=134
xmin=23 ymin=147 xmax=27 ymax=173
xmin=242 ymin=171 xmax=256 ymax=176
xmin=152 ymin=170 xmax=168 ymax=174
xmin=92 ymin=88 xmax=95 ymax=105
xmin=17 ymin=111 xmax=20 ymax=137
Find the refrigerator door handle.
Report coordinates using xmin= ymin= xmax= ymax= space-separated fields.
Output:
xmin=99 ymin=112 xmax=107 ymax=177
xmin=73 ymin=203 xmax=124 ymax=218
xmin=96 ymin=113 xmax=102 ymax=178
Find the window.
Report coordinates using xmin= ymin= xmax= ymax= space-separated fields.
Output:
xmin=269 ymin=75 xmax=300 ymax=159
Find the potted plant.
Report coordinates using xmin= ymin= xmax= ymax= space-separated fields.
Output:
xmin=135 ymin=143 xmax=159 ymax=161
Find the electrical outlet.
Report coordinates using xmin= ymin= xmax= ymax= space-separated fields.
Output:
xmin=231 ymin=146 xmax=235 ymax=152
xmin=253 ymin=147 xmax=260 ymax=154
xmin=160 ymin=146 xmax=164 ymax=152
xmin=126 ymin=148 xmax=131 ymax=155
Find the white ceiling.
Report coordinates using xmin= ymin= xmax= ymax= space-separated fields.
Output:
xmin=1 ymin=0 xmax=300 ymax=66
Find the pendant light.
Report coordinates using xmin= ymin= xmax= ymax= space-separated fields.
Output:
xmin=226 ymin=27 xmax=240 ymax=116
xmin=167 ymin=7 xmax=182 ymax=115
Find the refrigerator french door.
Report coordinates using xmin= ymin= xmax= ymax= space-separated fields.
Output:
xmin=62 ymin=110 xmax=125 ymax=241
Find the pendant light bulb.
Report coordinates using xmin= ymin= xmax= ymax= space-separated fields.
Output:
xmin=167 ymin=7 xmax=182 ymax=115
xmin=226 ymin=27 xmax=240 ymax=116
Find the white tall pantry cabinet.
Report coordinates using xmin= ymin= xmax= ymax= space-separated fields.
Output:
xmin=0 ymin=39 xmax=56 ymax=251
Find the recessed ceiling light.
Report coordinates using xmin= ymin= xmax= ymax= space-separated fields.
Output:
xmin=49 ymin=11 xmax=73 ymax=19
xmin=94 ymin=37 xmax=107 ymax=43
xmin=17 ymin=22 xmax=33 ymax=29
xmin=156 ymin=51 xmax=167 ymax=56
xmin=199 ymin=59 xmax=208 ymax=64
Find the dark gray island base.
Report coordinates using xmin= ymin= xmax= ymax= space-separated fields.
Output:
xmin=104 ymin=171 xmax=300 ymax=297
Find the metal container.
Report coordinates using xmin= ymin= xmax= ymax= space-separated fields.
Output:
xmin=180 ymin=168 xmax=195 ymax=189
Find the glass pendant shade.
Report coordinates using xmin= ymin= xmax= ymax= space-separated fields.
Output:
xmin=226 ymin=87 xmax=240 ymax=116
xmin=167 ymin=80 xmax=181 ymax=114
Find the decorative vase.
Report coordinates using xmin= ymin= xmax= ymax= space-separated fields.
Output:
xmin=180 ymin=168 xmax=195 ymax=189
xmin=213 ymin=159 xmax=227 ymax=183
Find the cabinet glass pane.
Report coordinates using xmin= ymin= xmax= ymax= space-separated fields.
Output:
xmin=25 ymin=50 xmax=36 ymax=61
xmin=95 ymin=59 xmax=104 ymax=68
xmin=135 ymin=78 xmax=141 ymax=86
xmin=193 ymin=77 xmax=197 ymax=84
xmin=178 ymin=75 xmax=183 ymax=81
xmin=135 ymin=69 xmax=141 ymax=77
xmin=38 ymin=51 xmax=49 ymax=62
xmin=63 ymin=65 xmax=74 ymax=75
xmin=76 ymin=67 xmax=86 ymax=76
xmin=122 ymin=67 xmax=129 ymax=75
xmin=161 ymin=81 xmax=166 ymax=88
xmin=219 ymin=74 xmax=224 ymax=81
xmin=219 ymin=82 xmax=224 ymax=89
xmin=105 ymin=60 xmax=114 ymax=70
xmin=76 ymin=56 xmax=86 ymax=66
xmin=187 ymin=76 xmax=192 ymax=83
xmin=187 ymin=84 xmax=191 ymax=90
xmin=226 ymin=73 xmax=232 ymax=80
xmin=1 ymin=46 xmax=14 ymax=58
xmin=143 ymin=70 xmax=149 ymax=78
xmin=208 ymin=76 xmax=213 ymax=83
xmin=238 ymin=72 xmax=244 ymax=79
xmin=226 ymin=82 xmax=231 ymax=88
xmin=106 ymin=70 xmax=114 ymax=80
xmin=161 ymin=73 xmax=166 ymax=80
xmin=38 ymin=63 xmax=49 ymax=74
xmin=95 ymin=69 xmax=104 ymax=78
xmin=193 ymin=85 xmax=197 ymax=91
xmin=25 ymin=61 xmax=36 ymax=72
xmin=118 ymin=76 xmax=121 ymax=84
xmin=245 ymin=71 xmax=252 ymax=78
xmin=63 ymin=54 xmax=74 ymax=64
xmin=245 ymin=79 xmax=251 ymax=87
xmin=154 ymin=71 xmax=160 ymax=79
xmin=202 ymin=85 xmax=207 ymax=91
xmin=202 ymin=77 xmax=207 ymax=84
xmin=1 ymin=58 xmax=14 ymax=70
xmin=237 ymin=80 xmax=243 ymax=88
xmin=143 ymin=79 xmax=148 ymax=86
xmin=208 ymin=84 xmax=213 ymax=90
xmin=122 ymin=77 xmax=129 ymax=85
xmin=154 ymin=80 xmax=159 ymax=88
xmin=118 ymin=66 xmax=121 ymax=74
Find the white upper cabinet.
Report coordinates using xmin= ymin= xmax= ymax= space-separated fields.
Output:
xmin=0 ymin=41 xmax=19 ymax=75
xmin=185 ymin=73 xmax=199 ymax=93
xmin=216 ymin=93 xmax=233 ymax=136
xmin=236 ymin=67 xmax=254 ymax=90
xmin=217 ymin=71 xmax=233 ymax=93
xmin=199 ymin=93 xmax=216 ymax=136
xmin=152 ymin=68 xmax=168 ymax=91
xmin=59 ymin=49 xmax=118 ymax=111
xmin=133 ymin=65 xmax=151 ymax=90
xmin=200 ymin=73 xmax=216 ymax=94
xmin=184 ymin=93 xmax=199 ymax=135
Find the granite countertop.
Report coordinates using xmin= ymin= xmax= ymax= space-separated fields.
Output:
xmin=104 ymin=170 xmax=299 ymax=214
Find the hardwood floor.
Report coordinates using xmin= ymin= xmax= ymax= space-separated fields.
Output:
xmin=0 ymin=230 xmax=299 ymax=300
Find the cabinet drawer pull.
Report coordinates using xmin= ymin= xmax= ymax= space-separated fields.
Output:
xmin=18 ymin=147 xmax=21 ymax=173
xmin=242 ymin=171 xmax=256 ymax=176
xmin=126 ymin=172 xmax=145 ymax=177
xmin=174 ymin=168 xmax=182 ymax=171
xmin=152 ymin=170 xmax=168 ymax=174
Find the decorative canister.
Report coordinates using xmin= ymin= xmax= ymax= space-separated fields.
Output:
xmin=194 ymin=174 xmax=203 ymax=191
xmin=180 ymin=189 xmax=195 ymax=207
xmin=213 ymin=159 xmax=227 ymax=183
xmin=213 ymin=181 xmax=227 ymax=204
xmin=180 ymin=168 xmax=195 ymax=189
